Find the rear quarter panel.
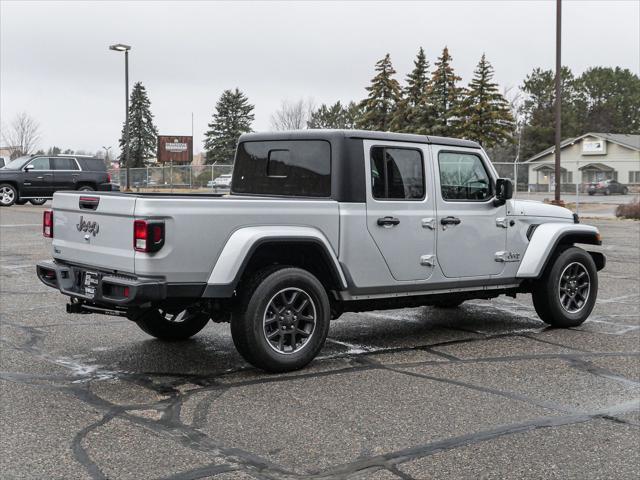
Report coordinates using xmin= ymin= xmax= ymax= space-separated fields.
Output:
xmin=133 ymin=197 xmax=340 ymax=283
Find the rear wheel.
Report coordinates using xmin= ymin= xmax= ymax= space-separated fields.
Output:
xmin=78 ymin=185 xmax=95 ymax=192
xmin=133 ymin=305 xmax=210 ymax=340
xmin=0 ymin=184 xmax=17 ymax=206
xmin=29 ymin=198 xmax=47 ymax=205
xmin=231 ymin=266 xmax=330 ymax=373
xmin=532 ymin=247 xmax=597 ymax=328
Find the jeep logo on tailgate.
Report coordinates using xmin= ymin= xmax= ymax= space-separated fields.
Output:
xmin=77 ymin=216 xmax=99 ymax=236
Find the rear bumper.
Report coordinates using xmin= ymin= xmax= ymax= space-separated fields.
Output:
xmin=36 ymin=260 xmax=166 ymax=307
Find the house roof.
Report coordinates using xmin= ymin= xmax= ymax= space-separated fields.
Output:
xmin=578 ymin=162 xmax=614 ymax=172
xmin=524 ymin=133 xmax=640 ymax=163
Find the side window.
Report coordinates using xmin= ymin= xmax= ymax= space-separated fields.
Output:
xmin=438 ymin=152 xmax=492 ymax=201
xmin=26 ymin=157 xmax=51 ymax=170
xmin=52 ymin=158 xmax=79 ymax=170
xmin=370 ymin=147 xmax=424 ymax=200
xmin=233 ymin=140 xmax=331 ymax=197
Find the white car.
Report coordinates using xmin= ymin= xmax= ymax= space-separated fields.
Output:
xmin=209 ymin=174 xmax=232 ymax=189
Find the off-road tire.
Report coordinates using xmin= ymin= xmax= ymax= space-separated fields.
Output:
xmin=29 ymin=198 xmax=47 ymax=205
xmin=133 ymin=307 xmax=210 ymax=341
xmin=0 ymin=183 xmax=17 ymax=206
xmin=532 ymin=246 xmax=598 ymax=328
xmin=231 ymin=266 xmax=330 ymax=373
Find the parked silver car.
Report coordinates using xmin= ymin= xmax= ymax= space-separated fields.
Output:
xmin=37 ymin=130 xmax=605 ymax=372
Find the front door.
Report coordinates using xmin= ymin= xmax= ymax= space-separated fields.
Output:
xmin=432 ymin=146 xmax=507 ymax=278
xmin=21 ymin=157 xmax=54 ymax=197
xmin=364 ymin=141 xmax=436 ymax=281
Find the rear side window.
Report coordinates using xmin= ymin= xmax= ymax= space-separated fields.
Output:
xmin=52 ymin=158 xmax=79 ymax=170
xmin=78 ymin=158 xmax=107 ymax=171
xmin=26 ymin=157 xmax=51 ymax=170
xmin=233 ymin=140 xmax=331 ymax=197
xmin=370 ymin=147 xmax=424 ymax=200
xmin=438 ymin=152 xmax=492 ymax=201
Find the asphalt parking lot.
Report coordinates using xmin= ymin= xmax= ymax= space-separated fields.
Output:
xmin=1 ymin=203 xmax=638 ymax=479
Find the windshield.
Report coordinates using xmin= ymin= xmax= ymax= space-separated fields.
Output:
xmin=3 ymin=156 xmax=31 ymax=170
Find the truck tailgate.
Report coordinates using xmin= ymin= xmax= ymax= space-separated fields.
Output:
xmin=51 ymin=192 xmax=136 ymax=272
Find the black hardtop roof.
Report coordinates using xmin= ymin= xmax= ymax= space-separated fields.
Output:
xmin=239 ymin=129 xmax=481 ymax=149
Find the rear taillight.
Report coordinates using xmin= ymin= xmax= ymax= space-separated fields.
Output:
xmin=107 ymin=172 xmax=112 ymax=183
xmin=133 ymin=220 xmax=165 ymax=253
xmin=43 ymin=210 xmax=53 ymax=238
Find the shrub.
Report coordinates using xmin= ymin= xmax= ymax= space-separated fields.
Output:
xmin=615 ymin=199 xmax=640 ymax=220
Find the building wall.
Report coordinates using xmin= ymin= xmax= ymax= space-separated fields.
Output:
xmin=527 ymin=137 xmax=640 ymax=189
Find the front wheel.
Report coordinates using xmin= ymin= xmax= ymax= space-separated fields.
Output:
xmin=532 ymin=247 xmax=598 ymax=327
xmin=231 ymin=266 xmax=330 ymax=373
xmin=29 ymin=198 xmax=47 ymax=205
xmin=0 ymin=184 xmax=17 ymax=206
xmin=132 ymin=306 xmax=210 ymax=340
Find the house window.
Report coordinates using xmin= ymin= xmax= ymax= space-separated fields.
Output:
xmin=630 ymin=171 xmax=640 ymax=184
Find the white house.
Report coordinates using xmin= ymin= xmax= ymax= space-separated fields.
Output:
xmin=525 ymin=133 xmax=640 ymax=192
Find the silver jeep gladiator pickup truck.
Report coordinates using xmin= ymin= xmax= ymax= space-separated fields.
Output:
xmin=37 ymin=130 xmax=605 ymax=372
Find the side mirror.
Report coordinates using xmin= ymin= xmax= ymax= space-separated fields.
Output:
xmin=494 ymin=178 xmax=513 ymax=206
xmin=24 ymin=164 xmax=34 ymax=171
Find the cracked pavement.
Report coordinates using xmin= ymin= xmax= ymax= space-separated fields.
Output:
xmin=1 ymin=204 xmax=639 ymax=479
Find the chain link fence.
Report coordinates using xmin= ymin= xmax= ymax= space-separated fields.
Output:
xmin=493 ymin=160 xmax=640 ymax=198
xmin=109 ymin=164 xmax=233 ymax=192
xmin=110 ymin=161 xmax=639 ymax=198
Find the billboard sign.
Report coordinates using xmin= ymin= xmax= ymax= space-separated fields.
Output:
xmin=157 ymin=135 xmax=193 ymax=163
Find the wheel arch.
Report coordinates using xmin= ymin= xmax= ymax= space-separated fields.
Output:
xmin=517 ymin=223 xmax=603 ymax=279
xmin=204 ymin=226 xmax=347 ymax=298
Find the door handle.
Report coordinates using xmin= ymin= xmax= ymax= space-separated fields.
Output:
xmin=440 ymin=216 xmax=461 ymax=226
xmin=377 ymin=216 xmax=400 ymax=227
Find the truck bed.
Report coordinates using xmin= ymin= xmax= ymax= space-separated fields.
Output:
xmin=50 ymin=191 xmax=341 ymax=283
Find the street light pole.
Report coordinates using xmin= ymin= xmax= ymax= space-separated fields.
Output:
xmin=553 ymin=0 xmax=562 ymax=205
xmin=109 ymin=43 xmax=132 ymax=191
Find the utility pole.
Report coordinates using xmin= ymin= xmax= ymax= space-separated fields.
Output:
xmin=553 ymin=0 xmax=562 ymax=205
xmin=109 ymin=43 xmax=132 ymax=191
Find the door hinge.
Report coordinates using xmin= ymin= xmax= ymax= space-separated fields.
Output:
xmin=420 ymin=254 xmax=436 ymax=267
xmin=421 ymin=218 xmax=436 ymax=230
xmin=496 ymin=217 xmax=509 ymax=228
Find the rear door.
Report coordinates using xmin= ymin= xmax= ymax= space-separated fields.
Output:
xmin=51 ymin=192 xmax=137 ymax=272
xmin=432 ymin=146 xmax=507 ymax=278
xmin=51 ymin=157 xmax=81 ymax=191
xmin=22 ymin=157 xmax=54 ymax=197
xmin=364 ymin=140 xmax=436 ymax=281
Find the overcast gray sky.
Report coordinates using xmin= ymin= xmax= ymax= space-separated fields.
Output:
xmin=1 ymin=0 xmax=638 ymax=155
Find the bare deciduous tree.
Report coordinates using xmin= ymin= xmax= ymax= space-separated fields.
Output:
xmin=270 ymin=98 xmax=315 ymax=131
xmin=1 ymin=112 xmax=42 ymax=158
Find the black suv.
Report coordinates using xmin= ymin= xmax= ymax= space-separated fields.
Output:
xmin=0 ymin=155 xmax=119 ymax=206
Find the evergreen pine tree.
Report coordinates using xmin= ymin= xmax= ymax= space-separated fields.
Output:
xmin=308 ymin=101 xmax=361 ymax=129
xmin=118 ymin=82 xmax=158 ymax=168
xmin=458 ymin=54 xmax=515 ymax=148
xmin=357 ymin=54 xmax=401 ymax=131
xmin=203 ymin=88 xmax=254 ymax=165
xmin=428 ymin=47 xmax=463 ymax=137
xmin=391 ymin=47 xmax=433 ymax=133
